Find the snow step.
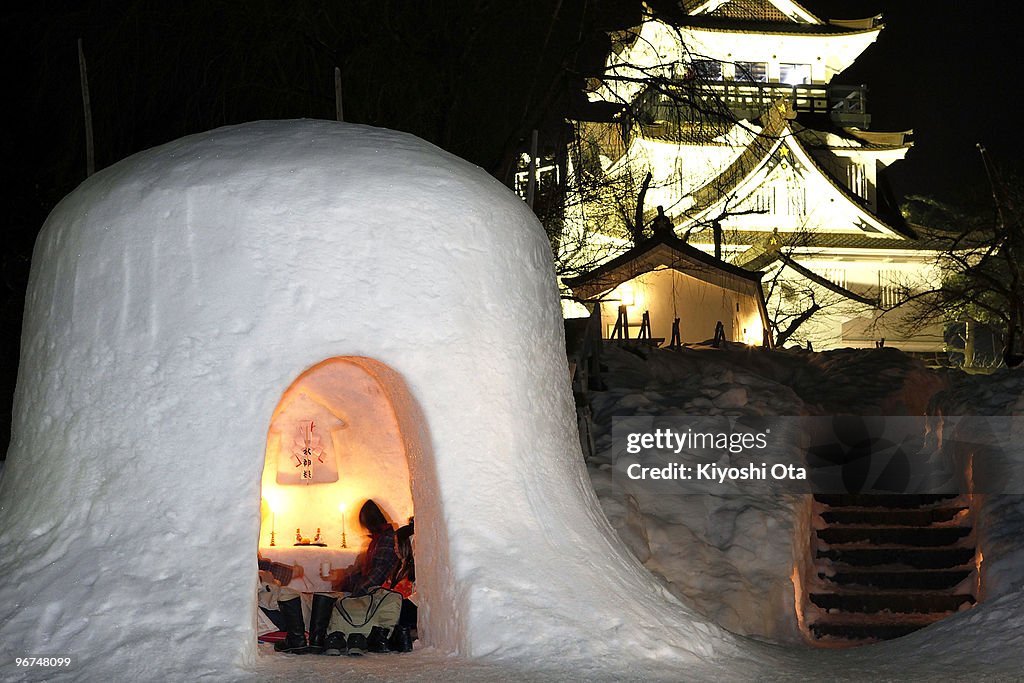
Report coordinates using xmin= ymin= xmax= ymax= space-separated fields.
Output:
xmin=816 ymin=545 xmax=975 ymax=569
xmin=820 ymin=507 xmax=965 ymax=526
xmin=816 ymin=526 xmax=971 ymax=547
xmin=806 ymin=492 xmax=979 ymax=645
xmin=808 ymin=621 xmax=930 ymax=641
xmin=809 ymin=591 xmax=974 ymax=614
xmin=817 ymin=568 xmax=972 ymax=590
xmin=814 ymin=494 xmax=960 ymax=509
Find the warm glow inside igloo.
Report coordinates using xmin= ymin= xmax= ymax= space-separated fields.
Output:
xmin=259 ymin=357 xmax=415 ymax=577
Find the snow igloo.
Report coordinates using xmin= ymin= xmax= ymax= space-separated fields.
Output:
xmin=0 ymin=120 xmax=734 ymax=679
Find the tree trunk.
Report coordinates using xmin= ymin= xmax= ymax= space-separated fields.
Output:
xmin=78 ymin=38 xmax=95 ymax=177
xmin=775 ymin=303 xmax=821 ymax=347
xmin=963 ymin=320 xmax=976 ymax=368
xmin=632 ymin=171 xmax=652 ymax=245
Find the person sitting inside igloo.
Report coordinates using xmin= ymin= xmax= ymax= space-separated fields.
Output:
xmin=262 ymin=500 xmax=411 ymax=655
xmin=382 ymin=519 xmax=417 ymax=644
xmin=326 ymin=500 xmax=397 ymax=595
xmin=320 ymin=500 xmax=411 ymax=655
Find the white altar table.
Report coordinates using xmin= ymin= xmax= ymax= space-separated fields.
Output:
xmin=260 ymin=545 xmax=361 ymax=592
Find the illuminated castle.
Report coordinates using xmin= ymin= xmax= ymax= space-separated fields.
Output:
xmin=564 ymin=0 xmax=942 ymax=350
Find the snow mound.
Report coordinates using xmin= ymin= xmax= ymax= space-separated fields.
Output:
xmin=0 ymin=120 xmax=734 ymax=681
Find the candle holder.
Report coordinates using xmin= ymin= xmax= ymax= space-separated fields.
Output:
xmin=340 ymin=503 xmax=348 ymax=548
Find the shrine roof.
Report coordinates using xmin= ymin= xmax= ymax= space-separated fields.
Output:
xmin=563 ymin=231 xmax=764 ymax=298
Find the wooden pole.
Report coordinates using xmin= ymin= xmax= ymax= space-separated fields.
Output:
xmin=964 ymin=320 xmax=976 ymax=368
xmin=334 ymin=67 xmax=343 ymax=122
xmin=78 ymin=38 xmax=95 ymax=177
xmin=526 ymin=129 xmax=538 ymax=210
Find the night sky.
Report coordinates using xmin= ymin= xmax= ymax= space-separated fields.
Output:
xmin=0 ymin=1 xmax=1017 ymax=455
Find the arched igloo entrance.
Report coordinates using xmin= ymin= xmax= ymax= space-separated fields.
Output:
xmin=258 ymin=357 xmax=418 ymax=592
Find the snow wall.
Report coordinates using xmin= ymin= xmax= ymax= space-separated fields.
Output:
xmin=0 ymin=120 xmax=735 ymax=680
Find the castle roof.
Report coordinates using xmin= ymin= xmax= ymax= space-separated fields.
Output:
xmin=682 ymin=0 xmax=822 ymax=23
xmin=675 ymin=15 xmax=882 ymax=37
xmin=677 ymin=0 xmax=882 ymax=35
xmin=688 ymin=229 xmax=925 ymax=253
xmin=656 ymin=108 xmax=914 ymax=240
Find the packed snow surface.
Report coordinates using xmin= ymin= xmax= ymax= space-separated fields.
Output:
xmin=1 ymin=120 xmax=1022 ymax=681
xmin=0 ymin=120 xmax=731 ymax=681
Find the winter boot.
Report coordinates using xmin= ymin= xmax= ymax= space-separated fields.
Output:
xmin=367 ymin=625 xmax=390 ymax=653
xmin=345 ymin=632 xmax=368 ymax=656
xmin=306 ymin=593 xmax=336 ymax=654
xmin=388 ymin=624 xmax=414 ymax=653
xmin=273 ymin=597 xmax=307 ymax=654
xmin=323 ymin=631 xmax=347 ymax=656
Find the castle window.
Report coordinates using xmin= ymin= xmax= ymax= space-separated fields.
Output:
xmin=735 ymin=61 xmax=768 ymax=82
xmin=691 ymin=59 xmax=723 ymax=81
xmin=779 ymin=63 xmax=811 ymax=85
xmin=878 ymin=270 xmax=905 ymax=308
xmin=822 ymin=269 xmax=848 ymax=289
xmin=753 ymin=186 xmax=775 ymax=213
xmin=787 ymin=186 xmax=806 ymax=216
xmin=847 ymin=162 xmax=868 ymax=199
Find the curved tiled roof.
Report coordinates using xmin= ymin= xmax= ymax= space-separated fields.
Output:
xmin=681 ymin=0 xmax=823 ymax=24
xmin=784 ymin=128 xmax=916 ymax=239
xmin=687 ymin=228 xmax=924 ymax=252
xmin=685 ymin=101 xmax=790 ymax=215
xmin=676 ymin=15 xmax=881 ymax=36
xmin=660 ymin=109 xmax=912 ymax=240
xmin=563 ymin=231 xmax=763 ymax=294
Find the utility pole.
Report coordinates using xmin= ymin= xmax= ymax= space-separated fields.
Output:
xmin=526 ymin=129 xmax=538 ymax=210
xmin=78 ymin=38 xmax=95 ymax=177
xmin=334 ymin=67 xmax=344 ymax=122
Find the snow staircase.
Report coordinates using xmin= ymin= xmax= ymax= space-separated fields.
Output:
xmin=806 ymin=494 xmax=977 ymax=645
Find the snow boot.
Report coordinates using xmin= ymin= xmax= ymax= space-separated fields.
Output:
xmin=323 ymin=631 xmax=347 ymax=656
xmin=388 ymin=625 xmax=413 ymax=653
xmin=345 ymin=632 xmax=368 ymax=656
xmin=306 ymin=593 xmax=336 ymax=654
xmin=273 ymin=597 xmax=307 ymax=654
xmin=367 ymin=625 xmax=390 ymax=653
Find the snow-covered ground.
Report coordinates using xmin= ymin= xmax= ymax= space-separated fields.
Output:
xmin=4 ymin=339 xmax=1024 ymax=682
xmin=247 ymin=343 xmax=1024 ymax=681
xmin=584 ymin=343 xmax=1024 ymax=677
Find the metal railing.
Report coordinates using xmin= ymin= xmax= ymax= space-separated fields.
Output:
xmin=645 ymin=81 xmax=869 ymax=128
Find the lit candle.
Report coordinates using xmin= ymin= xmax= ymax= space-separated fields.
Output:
xmin=339 ymin=502 xmax=347 ymax=548
xmin=264 ymin=492 xmax=278 ymax=547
